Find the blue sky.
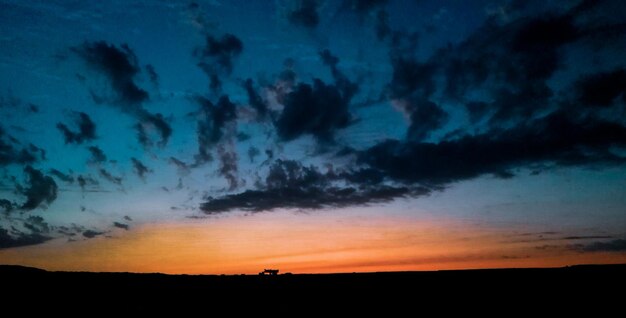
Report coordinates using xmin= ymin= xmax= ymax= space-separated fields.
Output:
xmin=1 ymin=0 xmax=626 ymax=272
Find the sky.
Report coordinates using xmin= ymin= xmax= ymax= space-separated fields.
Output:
xmin=1 ymin=0 xmax=626 ymax=274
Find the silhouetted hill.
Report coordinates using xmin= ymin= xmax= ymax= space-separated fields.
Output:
xmin=2 ymin=264 xmax=624 ymax=314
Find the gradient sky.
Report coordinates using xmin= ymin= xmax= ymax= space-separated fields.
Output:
xmin=1 ymin=0 xmax=626 ymax=274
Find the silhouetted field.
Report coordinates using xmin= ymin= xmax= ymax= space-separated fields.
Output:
xmin=2 ymin=264 xmax=624 ymax=313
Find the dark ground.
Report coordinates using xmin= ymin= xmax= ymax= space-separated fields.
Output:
xmin=1 ymin=264 xmax=624 ymax=314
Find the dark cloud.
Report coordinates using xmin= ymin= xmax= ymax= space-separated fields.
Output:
xmin=98 ymin=169 xmax=122 ymax=186
xmin=243 ymin=79 xmax=269 ymax=120
xmin=200 ymin=159 xmax=424 ymax=214
xmin=405 ymin=99 xmax=448 ymax=141
xmin=276 ymin=79 xmax=353 ymax=143
xmin=0 ymin=226 xmax=50 ymax=249
xmin=56 ymin=112 xmax=96 ymax=144
xmin=18 ymin=166 xmax=58 ymax=211
xmin=82 ymin=230 xmax=104 ymax=238
xmin=75 ymin=41 xmax=148 ymax=105
xmin=199 ymin=34 xmax=243 ymax=74
xmin=0 ymin=199 xmax=15 ymax=213
xmin=195 ymin=34 xmax=243 ymax=92
xmin=287 ymin=0 xmax=320 ymax=29
xmin=193 ymin=95 xmax=237 ymax=165
xmin=319 ymin=50 xmax=359 ymax=102
xmin=113 ymin=222 xmax=129 ymax=230
xmin=575 ymin=68 xmax=626 ymax=108
xmin=135 ymin=113 xmax=172 ymax=148
xmin=76 ymin=175 xmax=99 ymax=191
xmin=217 ymin=146 xmax=238 ymax=190
xmin=428 ymin=3 xmax=626 ymax=127
xmin=360 ymin=111 xmax=626 ymax=186
xmin=49 ymin=169 xmax=74 ymax=184
xmin=131 ymin=158 xmax=151 ymax=181
xmin=123 ymin=215 xmax=132 ymax=221
xmin=389 ymin=57 xmax=435 ymax=100
xmin=577 ymin=239 xmax=626 ymax=252
xmin=0 ymin=125 xmax=40 ymax=166
xmin=387 ymin=56 xmax=447 ymax=141
xmin=23 ymin=216 xmax=50 ymax=234
xmin=169 ymin=157 xmax=190 ymax=175
xmin=343 ymin=0 xmax=626 ymax=194
xmin=87 ymin=146 xmax=107 ymax=164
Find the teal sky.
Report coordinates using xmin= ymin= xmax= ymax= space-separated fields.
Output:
xmin=1 ymin=0 xmax=625 ymax=271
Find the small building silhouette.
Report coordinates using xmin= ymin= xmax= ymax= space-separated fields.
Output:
xmin=259 ymin=269 xmax=279 ymax=276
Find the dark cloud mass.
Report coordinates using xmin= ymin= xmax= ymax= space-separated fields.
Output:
xmin=18 ymin=166 xmax=58 ymax=211
xmin=194 ymin=95 xmax=237 ymax=165
xmin=200 ymin=159 xmax=421 ymax=214
xmin=0 ymin=227 xmax=50 ymax=249
xmin=575 ymin=68 xmax=626 ymax=107
xmin=196 ymin=33 xmax=243 ymax=92
xmin=56 ymin=112 xmax=96 ymax=144
xmin=75 ymin=41 xmax=148 ymax=105
xmin=360 ymin=112 xmax=626 ymax=185
xmin=201 ymin=0 xmax=626 ymax=213
xmin=0 ymin=126 xmax=40 ymax=166
xmin=276 ymin=79 xmax=353 ymax=143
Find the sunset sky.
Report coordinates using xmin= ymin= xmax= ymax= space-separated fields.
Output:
xmin=1 ymin=0 xmax=625 ymax=274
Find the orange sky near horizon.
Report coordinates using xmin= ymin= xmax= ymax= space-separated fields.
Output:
xmin=1 ymin=211 xmax=624 ymax=274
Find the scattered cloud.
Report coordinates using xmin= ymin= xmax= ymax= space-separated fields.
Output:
xmin=87 ymin=146 xmax=107 ymax=164
xmin=98 ymin=168 xmax=123 ymax=186
xmin=82 ymin=230 xmax=104 ymax=238
xmin=74 ymin=41 xmax=172 ymax=147
xmin=113 ymin=222 xmax=129 ymax=230
xmin=193 ymin=95 xmax=237 ymax=165
xmin=195 ymin=33 xmax=243 ymax=93
xmin=49 ymin=169 xmax=75 ymax=184
xmin=131 ymin=158 xmax=151 ymax=181
xmin=576 ymin=239 xmax=626 ymax=252
xmin=56 ymin=112 xmax=96 ymax=144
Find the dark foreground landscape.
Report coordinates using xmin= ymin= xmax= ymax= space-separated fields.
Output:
xmin=2 ymin=264 xmax=624 ymax=313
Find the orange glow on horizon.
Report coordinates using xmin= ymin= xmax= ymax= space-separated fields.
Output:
xmin=1 ymin=211 xmax=624 ymax=274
